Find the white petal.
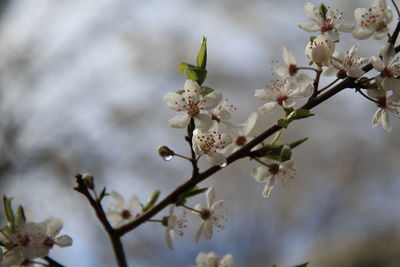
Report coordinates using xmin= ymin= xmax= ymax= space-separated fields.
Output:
xmin=165 ymin=229 xmax=174 ymax=249
xmin=381 ymin=110 xmax=392 ymax=132
xmin=304 ymin=2 xmax=316 ymax=20
xmin=370 ymin=56 xmax=385 ymax=71
xmin=335 ymin=23 xmax=355 ymax=32
xmin=200 ymin=91 xmax=223 ymax=109
xmin=347 ymin=67 xmax=365 ymax=78
xmin=372 ymin=109 xmax=382 ymax=127
xmin=128 ymin=196 xmax=140 ymax=212
xmin=322 ymin=67 xmax=338 ymax=76
xmin=383 ymin=78 xmax=400 ymax=92
xmin=206 ymin=152 xmax=226 ymax=166
xmin=214 ymin=133 xmax=232 ymax=149
xmin=202 ymin=219 xmax=213 ymax=239
xmin=168 ymin=114 xmax=190 ymax=128
xmin=219 ymin=254 xmax=235 ymax=267
xmin=243 ymin=112 xmax=258 ymax=136
xmin=184 ymin=79 xmax=201 ymax=102
xmin=251 ymin=167 xmax=270 ymax=182
xmin=380 ymin=44 xmax=395 ymax=65
xmin=45 ymin=218 xmax=63 ymax=237
xmin=298 ymin=22 xmax=320 ymax=32
xmin=282 ymin=98 xmax=295 ymax=108
xmin=194 ymin=113 xmax=213 ymax=131
xmin=195 ymin=222 xmax=204 ymax=243
xmin=262 ymin=176 xmax=275 ymax=198
xmin=55 ymin=235 xmax=73 ymax=247
xmin=163 ymin=92 xmax=187 ymax=111
xmin=106 ymin=211 xmax=122 ymax=223
xmin=282 ymin=47 xmax=296 ymax=65
xmin=354 ymin=8 xmax=368 ymax=24
xmin=206 ymin=187 xmax=215 ymax=208
xmin=352 ymin=28 xmax=373 ymax=40
xmin=259 ymin=102 xmax=277 ymax=113
xmin=255 ymin=89 xmax=275 ymax=100
xmin=111 ymin=191 xmax=126 ymax=209
xmin=274 ymin=64 xmax=288 ymax=77
xmin=211 ymin=200 xmax=224 ymax=212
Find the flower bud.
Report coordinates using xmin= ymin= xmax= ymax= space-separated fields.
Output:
xmin=305 ymin=34 xmax=335 ymax=66
xmin=82 ymin=173 xmax=95 ymax=189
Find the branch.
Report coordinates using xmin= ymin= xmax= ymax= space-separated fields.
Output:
xmin=187 ymin=118 xmax=199 ymax=176
xmin=44 ymin=257 xmax=64 ymax=267
xmin=73 ymin=174 xmax=127 ymax=267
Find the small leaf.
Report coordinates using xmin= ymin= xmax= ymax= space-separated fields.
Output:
xmin=179 ymin=62 xmax=188 ymax=74
xmin=99 ymin=187 xmax=108 ymax=201
xmin=287 ymin=109 xmax=314 ymax=122
xmin=176 ymin=186 xmax=208 ymax=206
xmin=184 ymin=187 xmax=208 ymax=199
xmin=176 ymin=89 xmax=185 ymax=95
xmin=284 ymin=107 xmax=295 ymax=118
xmin=196 ymin=37 xmax=207 ymax=69
xmin=200 ymin=86 xmax=214 ymax=97
xmin=280 ymin=145 xmax=292 ymax=162
xmin=277 ymin=119 xmax=289 ymax=128
xmin=143 ymin=190 xmax=161 ymax=212
xmin=318 ymin=4 xmax=328 ymax=19
xmin=310 ymin=35 xmax=317 ymax=42
xmin=15 ymin=205 xmax=26 ymax=225
xmin=3 ymin=195 xmax=15 ymax=226
xmin=289 ymin=137 xmax=309 ymax=149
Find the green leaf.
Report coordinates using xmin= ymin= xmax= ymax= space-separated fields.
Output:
xmin=284 ymin=107 xmax=295 ymax=118
xmin=287 ymin=109 xmax=314 ymax=122
xmin=15 ymin=205 xmax=26 ymax=225
xmin=176 ymin=186 xmax=208 ymax=206
xmin=291 ymin=263 xmax=309 ymax=267
xmin=277 ymin=119 xmax=289 ymax=128
xmin=176 ymin=89 xmax=185 ymax=95
xmin=318 ymin=4 xmax=328 ymax=19
xmin=289 ymin=137 xmax=309 ymax=149
xmin=271 ymin=131 xmax=283 ymax=145
xmin=179 ymin=62 xmax=208 ymax=85
xmin=196 ymin=37 xmax=207 ymax=69
xmin=143 ymin=190 xmax=160 ymax=212
xmin=200 ymin=86 xmax=214 ymax=97
xmin=184 ymin=187 xmax=208 ymax=199
xmin=280 ymin=145 xmax=292 ymax=162
xmin=310 ymin=35 xmax=317 ymax=42
xmin=3 ymin=196 xmax=14 ymax=224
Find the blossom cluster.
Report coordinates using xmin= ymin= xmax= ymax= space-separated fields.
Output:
xmin=0 ymin=197 xmax=72 ymax=267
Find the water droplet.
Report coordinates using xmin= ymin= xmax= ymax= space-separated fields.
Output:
xmin=162 ymin=155 xmax=173 ymax=161
xmin=219 ymin=161 xmax=227 ymax=168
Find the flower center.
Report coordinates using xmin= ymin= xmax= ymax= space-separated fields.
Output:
xmin=320 ymin=21 xmax=333 ymax=32
xmin=235 ymin=136 xmax=247 ymax=146
xmin=121 ymin=209 xmax=132 ymax=219
xmin=268 ymin=163 xmax=280 ymax=175
xmin=43 ymin=236 xmax=55 ymax=248
xmin=18 ymin=234 xmax=31 ymax=247
xmin=200 ymin=209 xmax=211 ymax=220
xmin=276 ymin=95 xmax=288 ymax=105
xmin=186 ymin=101 xmax=200 ymax=117
xmin=377 ymin=97 xmax=387 ymax=109
xmin=337 ymin=69 xmax=347 ymax=79
xmin=382 ymin=67 xmax=393 ymax=78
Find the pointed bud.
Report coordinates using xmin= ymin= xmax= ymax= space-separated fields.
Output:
xmin=82 ymin=173 xmax=95 ymax=189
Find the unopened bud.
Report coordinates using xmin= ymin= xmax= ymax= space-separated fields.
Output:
xmin=157 ymin=146 xmax=175 ymax=161
xmin=357 ymin=77 xmax=371 ymax=89
xmin=82 ymin=173 xmax=95 ymax=189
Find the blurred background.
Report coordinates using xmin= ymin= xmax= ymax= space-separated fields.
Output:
xmin=0 ymin=0 xmax=399 ymax=266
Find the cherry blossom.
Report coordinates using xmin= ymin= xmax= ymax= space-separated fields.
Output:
xmin=194 ymin=188 xmax=226 ymax=242
xmin=251 ymin=159 xmax=296 ymax=198
xmin=163 ymin=205 xmax=186 ymax=250
xmin=274 ymin=47 xmax=313 ymax=86
xmin=195 ymin=252 xmax=235 ymax=267
xmin=164 ymin=79 xmax=222 ymax=131
xmin=370 ymin=44 xmax=400 ymax=94
xmin=305 ymin=34 xmax=335 ymax=66
xmin=323 ymin=44 xmax=367 ymax=78
xmin=255 ymin=78 xmax=313 ymax=113
xmin=207 ymin=100 xmax=238 ymax=135
xmin=192 ymin=127 xmax=232 ymax=166
xmin=106 ymin=191 xmax=140 ymax=227
xmin=298 ymin=2 xmax=354 ymax=41
xmin=368 ymin=78 xmax=400 ymax=132
xmin=353 ymin=0 xmax=393 ymax=40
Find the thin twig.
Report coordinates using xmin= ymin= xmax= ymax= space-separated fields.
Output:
xmin=318 ymin=78 xmax=340 ymax=95
xmin=355 ymin=88 xmax=379 ymax=103
xmin=391 ymin=0 xmax=400 ymax=20
xmin=44 ymin=256 xmax=64 ymax=267
xmin=74 ymin=175 xmax=127 ymax=267
xmin=311 ymin=68 xmax=322 ymax=98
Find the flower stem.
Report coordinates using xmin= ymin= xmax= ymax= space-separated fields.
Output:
xmin=182 ymin=205 xmax=201 ymax=213
xmin=318 ymin=78 xmax=340 ymax=94
xmin=174 ymin=153 xmax=194 ymax=161
xmin=297 ymin=66 xmax=319 ymax=72
xmin=391 ymin=0 xmax=400 ymax=19
xmin=355 ymin=88 xmax=379 ymax=104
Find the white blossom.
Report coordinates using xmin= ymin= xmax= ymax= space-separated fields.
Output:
xmin=368 ymin=78 xmax=400 ymax=132
xmin=274 ymin=47 xmax=313 ymax=85
xmin=195 ymin=252 xmax=235 ymax=267
xmin=164 ymin=80 xmax=222 ymax=131
xmin=255 ymin=78 xmax=313 ymax=114
xmin=106 ymin=191 xmax=140 ymax=227
xmin=371 ymin=44 xmax=400 ymax=94
xmin=207 ymin=100 xmax=237 ymax=135
xmin=194 ymin=188 xmax=226 ymax=242
xmin=192 ymin=127 xmax=232 ymax=166
xmin=298 ymin=2 xmax=354 ymax=41
xmin=305 ymin=34 xmax=335 ymax=66
xmin=164 ymin=205 xmax=186 ymax=250
xmin=353 ymin=0 xmax=393 ymax=40
xmin=323 ymin=44 xmax=367 ymax=78
xmin=251 ymin=159 xmax=296 ymax=198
